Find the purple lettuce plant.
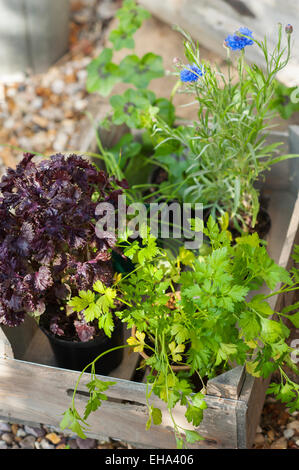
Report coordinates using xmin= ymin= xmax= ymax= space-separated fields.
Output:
xmin=0 ymin=153 xmax=124 ymax=341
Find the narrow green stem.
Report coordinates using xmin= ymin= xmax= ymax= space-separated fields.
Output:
xmin=71 ymin=344 xmax=131 ymax=411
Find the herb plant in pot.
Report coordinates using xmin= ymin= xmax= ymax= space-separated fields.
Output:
xmin=62 ymin=218 xmax=299 ymax=447
xmin=86 ymin=1 xmax=298 ymax=239
xmin=0 ymin=152 xmax=126 ymax=375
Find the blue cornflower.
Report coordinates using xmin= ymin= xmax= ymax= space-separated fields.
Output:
xmin=180 ymin=64 xmax=204 ymax=83
xmin=225 ymin=27 xmax=254 ymax=51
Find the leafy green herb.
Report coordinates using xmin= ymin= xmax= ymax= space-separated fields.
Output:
xmin=63 ymin=218 xmax=299 ymax=448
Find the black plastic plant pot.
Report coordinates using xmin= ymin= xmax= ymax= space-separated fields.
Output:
xmin=39 ymin=319 xmax=124 ymax=376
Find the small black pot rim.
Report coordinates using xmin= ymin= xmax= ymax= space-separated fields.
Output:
xmin=39 ymin=317 xmax=123 ymax=348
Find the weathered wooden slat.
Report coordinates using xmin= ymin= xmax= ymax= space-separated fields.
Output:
xmin=0 ymin=356 xmax=240 ymax=448
xmin=22 ymin=325 xmax=56 ymax=367
xmin=289 ymin=125 xmax=299 ymax=195
xmin=207 ymin=365 xmax=246 ymax=399
xmin=236 ymin=373 xmax=271 ymax=449
xmin=0 ymin=328 xmax=14 ymax=360
xmin=0 ymin=315 xmax=37 ymax=360
xmin=0 ymin=0 xmax=70 ymax=77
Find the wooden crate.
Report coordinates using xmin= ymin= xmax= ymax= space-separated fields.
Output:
xmin=0 ymin=126 xmax=299 ymax=449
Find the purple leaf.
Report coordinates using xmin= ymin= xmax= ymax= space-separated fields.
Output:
xmin=0 ymin=152 xmax=124 ymax=338
xmin=34 ymin=266 xmax=53 ymax=291
xmin=74 ymin=320 xmax=96 ymax=342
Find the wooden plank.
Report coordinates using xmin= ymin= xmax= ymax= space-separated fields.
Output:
xmin=289 ymin=125 xmax=299 ymax=196
xmin=207 ymin=365 xmax=246 ymax=399
xmin=0 ymin=0 xmax=70 ymax=78
xmin=0 ymin=315 xmax=37 ymax=360
xmin=22 ymin=325 xmax=56 ymax=366
xmin=261 ymin=131 xmax=289 ymax=191
xmin=265 ymin=190 xmax=297 ymax=267
xmin=25 ymin=0 xmax=70 ymax=74
xmin=0 ymin=356 xmax=241 ymax=448
xmin=0 ymin=0 xmax=30 ymax=77
xmin=0 ymin=327 xmax=14 ymax=359
xmin=236 ymin=373 xmax=271 ymax=449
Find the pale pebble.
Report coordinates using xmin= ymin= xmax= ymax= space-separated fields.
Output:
xmin=270 ymin=437 xmax=287 ymax=449
xmin=0 ymin=422 xmax=11 ymax=433
xmin=1 ymin=432 xmax=14 ymax=445
xmin=16 ymin=428 xmax=26 ymax=438
xmin=287 ymin=421 xmax=299 ymax=433
xmin=40 ymin=438 xmax=55 ymax=450
xmin=19 ymin=435 xmax=36 ymax=449
xmin=51 ymin=79 xmax=65 ymax=95
xmin=283 ymin=428 xmax=295 ymax=439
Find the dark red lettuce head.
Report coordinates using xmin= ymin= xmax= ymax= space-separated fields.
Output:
xmin=0 ymin=153 xmax=124 ymax=339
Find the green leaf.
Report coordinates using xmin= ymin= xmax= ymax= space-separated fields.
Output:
xmin=282 ymin=311 xmax=299 ymax=328
xmin=155 ymin=97 xmax=175 ymax=126
xmin=93 ymin=280 xmax=106 ymax=294
xmin=260 ymin=318 xmax=284 ymax=344
xmin=96 ymin=288 xmax=117 ymax=315
xmin=177 ymin=246 xmax=196 ymax=267
xmin=215 ymin=343 xmax=238 ymax=366
xmin=229 ymin=285 xmax=249 ymax=302
xmin=185 ymin=430 xmax=204 ymax=444
xmin=263 ymin=262 xmax=291 ymax=290
xmin=239 ymin=311 xmax=261 ymax=340
xmin=84 ymin=379 xmax=116 ymax=420
xmin=189 ymin=217 xmax=204 ymax=234
xmin=113 ymin=0 xmax=150 ymax=49
xmin=84 ymin=302 xmax=101 ymax=322
xmin=109 ymin=29 xmax=135 ymax=51
xmin=137 ymin=237 xmax=160 ymax=265
xmin=169 ymin=341 xmax=185 ymax=362
xmin=98 ymin=311 xmax=114 ymax=337
xmin=235 ymin=232 xmax=260 ymax=248
xmin=86 ymin=48 xmax=120 ymax=96
xmin=266 ymin=382 xmax=280 ymax=395
xmin=171 ymin=324 xmax=189 ymax=344
xmin=84 ymin=391 xmax=107 ymax=420
xmin=192 ymin=393 xmax=207 ymax=410
xmin=60 ymin=408 xmax=87 ymax=439
xmin=185 ymin=405 xmax=203 ymax=427
xmin=249 ymin=297 xmax=274 ymax=317
xmin=110 ymin=88 xmax=157 ymax=128
xmin=123 ymin=240 xmax=140 ymax=260
xmin=68 ymin=290 xmax=95 ymax=312
xmin=119 ymin=53 xmax=164 ymax=88
xmin=152 ymin=407 xmax=162 ymax=426
xmin=110 ymin=133 xmax=142 ymax=169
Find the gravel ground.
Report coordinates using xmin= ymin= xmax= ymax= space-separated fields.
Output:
xmin=0 ymin=0 xmax=298 ymax=451
xmin=0 ymin=0 xmax=121 ymax=177
xmin=253 ymin=398 xmax=299 ymax=449
xmin=0 ymin=421 xmax=133 ymax=449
